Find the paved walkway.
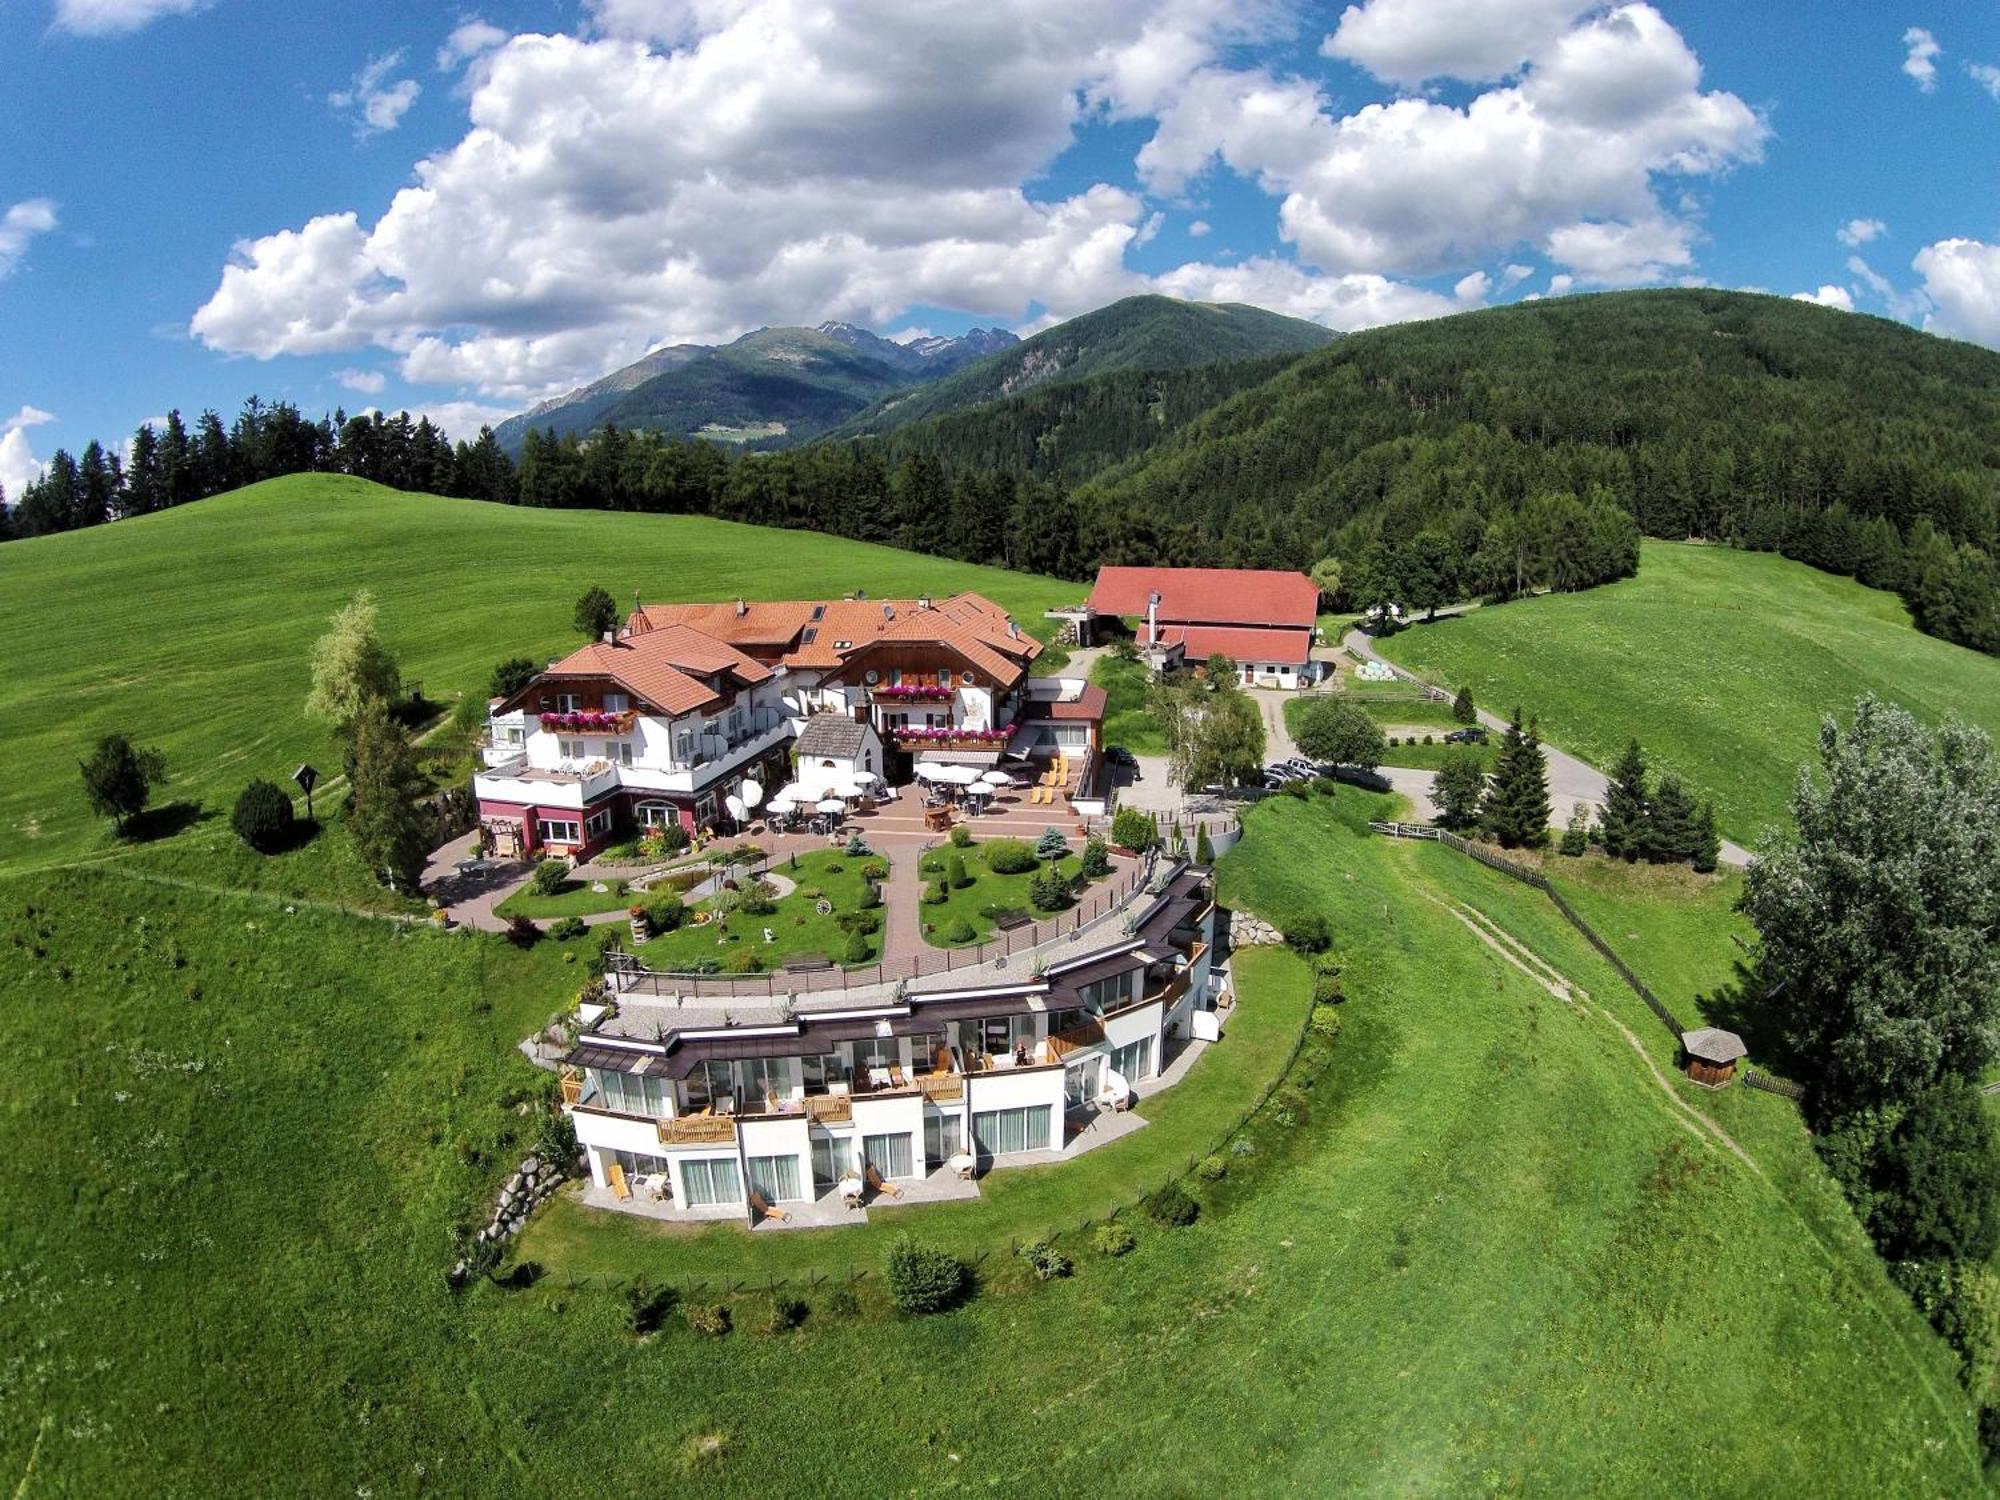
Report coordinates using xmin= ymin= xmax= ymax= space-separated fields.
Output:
xmin=1341 ymin=626 xmax=1752 ymax=868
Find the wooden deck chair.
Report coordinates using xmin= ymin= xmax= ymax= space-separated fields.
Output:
xmin=889 ymin=1064 xmax=906 ymax=1088
xmin=933 ymin=1044 xmax=954 ymax=1074
xmin=865 ymin=1163 xmax=902 ymax=1199
xmin=749 ymin=1189 xmax=791 ymax=1224
xmin=607 ymin=1162 xmax=632 ymax=1201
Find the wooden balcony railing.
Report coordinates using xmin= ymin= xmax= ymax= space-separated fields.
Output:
xmin=1044 ymin=1017 xmax=1107 ymax=1061
xmin=657 ymin=1113 xmax=738 ymax=1147
xmin=803 ymin=1093 xmax=853 ymax=1123
xmin=912 ymin=1072 xmax=965 ymax=1102
xmin=559 ymin=1070 xmax=584 ymax=1107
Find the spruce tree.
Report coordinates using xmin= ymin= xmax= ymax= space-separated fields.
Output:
xmin=1481 ymin=708 xmax=1550 ymax=849
xmin=1451 ymin=686 xmax=1476 ymax=725
xmin=1646 ymin=774 xmax=1699 ymax=865
xmin=347 ymin=696 xmax=430 ymax=891
xmin=1691 ymin=800 xmax=1721 ymax=874
xmin=1600 ymin=738 xmax=1652 ymax=861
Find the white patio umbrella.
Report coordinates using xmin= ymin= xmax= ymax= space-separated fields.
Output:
xmin=849 ymin=770 xmax=879 ymax=785
xmin=773 ymin=780 xmax=809 ymax=804
xmin=979 ymin=769 xmax=1012 ymax=785
xmin=724 ymin=794 xmax=747 ymax=822
xmin=912 ymin=762 xmax=950 ymax=782
xmin=766 ymin=794 xmax=797 ymax=814
xmin=815 ymin=798 xmax=847 ymax=813
xmin=934 ymin=764 xmax=980 ymax=786
xmin=740 ymin=779 xmax=764 ymax=807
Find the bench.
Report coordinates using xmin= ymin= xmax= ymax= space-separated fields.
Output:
xmin=992 ymin=909 xmax=1033 ymax=932
xmin=784 ymin=954 xmax=834 ymax=973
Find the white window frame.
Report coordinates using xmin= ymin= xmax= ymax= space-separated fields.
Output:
xmin=538 ymin=818 xmax=580 ymax=845
xmin=554 ymin=692 xmax=582 ymax=713
xmin=585 ymin=808 xmax=612 ymax=838
xmin=603 ymin=692 xmax=629 ymax=712
xmin=637 ymin=801 xmax=674 ymax=829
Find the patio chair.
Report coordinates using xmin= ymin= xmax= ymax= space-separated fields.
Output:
xmin=749 ymin=1190 xmax=791 ymax=1224
xmin=865 ymin=1164 xmax=902 ymax=1199
xmin=607 ymin=1163 xmax=632 ymax=1202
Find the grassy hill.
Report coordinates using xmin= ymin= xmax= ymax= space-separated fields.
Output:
xmin=0 ymin=792 xmax=1977 ymax=1494
xmin=828 ymin=294 xmax=1337 ymax=439
xmin=1376 ymin=540 xmax=2000 ymax=840
xmin=0 ymin=475 xmax=1075 ymax=871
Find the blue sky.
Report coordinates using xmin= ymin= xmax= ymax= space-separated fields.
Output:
xmin=3 ymin=0 xmax=1998 ymax=494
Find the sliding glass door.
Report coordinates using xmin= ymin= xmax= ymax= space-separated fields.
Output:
xmin=971 ymin=1105 xmax=1052 ymax=1158
xmin=679 ymin=1155 xmax=742 ymax=1207
xmin=923 ymin=1112 xmax=963 ymax=1167
xmin=811 ymin=1133 xmax=853 ymax=1189
xmin=863 ymin=1131 xmax=914 ymax=1180
xmin=746 ymin=1153 xmax=804 ymax=1203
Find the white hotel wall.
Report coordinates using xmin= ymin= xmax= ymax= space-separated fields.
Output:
xmin=1102 ymin=1000 xmax=1165 ymax=1066
xmin=849 ymin=1093 xmax=927 ymax=1180
xmin=738 ymin=1115 xmax=812 ymax=1203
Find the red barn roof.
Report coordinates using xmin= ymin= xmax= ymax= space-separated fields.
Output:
xmin=1086 ymin=566 xmax=1319 ymax=629
xmin=1159 ymin=624 xmax=1314 ymax=666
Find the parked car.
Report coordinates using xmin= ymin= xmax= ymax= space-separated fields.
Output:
xmin=1332 ymin=765 xmax=1393 ymax=793
xmin=1282 ymin=757 xmax=1318 ymax=775
xmin=1444 ymin=727 xmax=1488 ymax=744
xmin=1105 ymin=745 xmax=1138 ymax=768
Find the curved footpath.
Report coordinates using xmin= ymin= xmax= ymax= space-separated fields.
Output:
xmin=1341 ymin=626 xmax=1753 ymax=869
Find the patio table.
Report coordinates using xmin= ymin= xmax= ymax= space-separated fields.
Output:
xmin=947 ymin=1152 xmax=977 ymax=1181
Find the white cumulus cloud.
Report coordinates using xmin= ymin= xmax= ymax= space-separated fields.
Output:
xmin=336 ymin=368 xmax=388 ymax=395
xmin=1903 ymin=27 xmax=1941 ymax=92
xmin=1323 ymin=0 xmax=1595 ymax=88
xmin=330 ymin=50 xmax=421 ymax=136
xmin=1837 ymin=217 xmax=1885 ymax=247
xmin=437 ymin=19 xmax=509 ymax=71
xmin=1914 ymin=238 xmax=2000 ymax=348
xmin=1791 ymin=284 xmax=1854 ymax=311
xmin=1186 ymin=218 xmax=1211 ymax=238
xmin=0 ymin=406 xmax=55 ymax=503
xmin=0 ymin=200 xmax=59 ymax=279
xmin=1967 ymin=61 xmax=2000 ymax=100
xmin=52 ymin=0 xmax=208 ymax=36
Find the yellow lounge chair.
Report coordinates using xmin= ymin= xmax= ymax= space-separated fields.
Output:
xmin=749 ymin=1190 xmax=791 ymax=1224
xmin=608 ymin=1162 xmax=632 ymax=1201
xmin=865 ymin=1164 xmax=901 ymax=1199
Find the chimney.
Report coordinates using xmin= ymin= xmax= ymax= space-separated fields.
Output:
xmin=882 ymin=603 xmax=894 ymax=620
xmin=917 ymin=594 xmax=932 ymax=611
xmin=601 ymin=630 xmax=614 ymax=646
xmin=734 ymin=597 xmax=747 ymax=618
xmin=1146 ymin=590 xmax=1161 ymax=648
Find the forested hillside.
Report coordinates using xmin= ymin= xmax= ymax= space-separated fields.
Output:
xmin=827 ymin=294 xmax=1336 ymax=438
xmin=1081 ymin=290 xmax=2000 ymax=652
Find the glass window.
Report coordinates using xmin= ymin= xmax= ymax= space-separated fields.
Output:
xmin=1110 ymin=1036 xmax=1154 ymax=1083
xmin=638 ymin=802 xmax=671 ymax=828
xmin=554 ymin=692 xmax=581 ymax=713
xmin=537 ymin=819 xmax=580 ymax=845
xmin=811 ymin=1133 xmax=852 ymax=1188
xmin=863 ymin=1132 xmax=914 ymax=1180
xmin=908 ymin=1032 xmax=948 ymax=1074
xmin=604 ymin=692 xmax=629 ymax=712
xmin=679 ymin=1156 xmax=742 ymax=1207
xmin=924 ymin=1112 xmax=963 ymax=1166
xmin=586 ymin=808 xmax=611 ymax=837
xmin=801 ymin=1053 xmax=844 ymax=1093
xmin=972 ymin=1105 xmax=1051 ymax=1158
xmin=557 ymin=737 xmax=584 ymax=760
xmin=736 ymin=1056 xmax=791 ymax=1103
xmin=618 ymin=741 xmax=634 ymax=767
xmin=609 ymin=1149 xmax=671 ymax=1183
xmin=747 ymin=1153 xmax=804 ymax=1203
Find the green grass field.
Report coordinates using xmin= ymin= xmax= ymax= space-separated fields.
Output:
xmin=495 ymin=874 xmax=633 ymax=919
xmin=0 ymin=476 xmax=1075 ymax=874
xmin=1091 ymin=651 xmax=1166 ymax=754
xmin=0 ymin=782 xmax=1980 ymax=1493
xmin=1376 ymin=541 xmax=2000 ymax=841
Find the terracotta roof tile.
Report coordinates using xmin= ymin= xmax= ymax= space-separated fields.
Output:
xmin=1087 ymin=567 xmax=1320 ymax=629
xmin=1158 ymin=624 xmax=1313 ymax=665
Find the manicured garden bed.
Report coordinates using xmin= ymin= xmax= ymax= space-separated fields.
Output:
xmin=634 ymin=847 xmax=887 ymax=972
xmin=915 ymin=835 xmax=1105 ymax=948
xmin=495 ymin=875 xmax=633 ymax=920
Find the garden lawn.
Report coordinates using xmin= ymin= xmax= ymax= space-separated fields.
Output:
xmin=1375 ymin=738 xmax=1492 ymax=772
xmin=495 ymin=875 xmax=633 ymax=920
xmin=0 ymin=795 xmax=1979 ymax=1496
xmin=915 ymin=838 xmax=1098 ymax=947
xmin=1091 ymin=651 xmax=1166 ymax=754
xmin=1377 ymin=540 xmax=2000 ymax=841
xmin=636 ymin=848 xmax=885 ymax=970
xmin=0 ymin=475 xmax=1074 ymax=876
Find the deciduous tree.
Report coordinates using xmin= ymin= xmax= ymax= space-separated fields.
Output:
xmin=305 ymin=589 xmax=402 ymax=729
xmin=1292 ymin=697 xmax=1384 ymax=771
xmin=79 ymin=733 xmax=167 ymax=834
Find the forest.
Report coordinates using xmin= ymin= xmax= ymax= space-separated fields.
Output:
xmin=9 ymin=290 xmax=1997 ymax=650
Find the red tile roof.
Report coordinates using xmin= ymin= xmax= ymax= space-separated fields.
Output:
xmin=1159 ymin=624 xmax=1314 ymax=665
xmin=532 ymin=625 xmax=771 ymax=717
xmin=1087 ymin=566 xmax=1319 ymax=629
xmin=633 ymin=591 xmax=1040 ymax=684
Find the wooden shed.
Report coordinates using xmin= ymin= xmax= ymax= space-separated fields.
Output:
xmin=1680 ymin=1027 xmax=1747 ymax=1087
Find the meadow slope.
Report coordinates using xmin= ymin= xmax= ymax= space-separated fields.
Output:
xmin=0 ymin=796 xmax=1976 ymax=1496
xmin=0 ymin=477 xmax=1075 ymax=870
xmin=1378 ymin=540 xmax=2000 ymax=840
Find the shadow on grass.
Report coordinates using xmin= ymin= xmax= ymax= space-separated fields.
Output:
xmin=1695 ymin=958 xmax=1813 ymax=1084
xmin=119 ymin=801 xmax=212 ymax=842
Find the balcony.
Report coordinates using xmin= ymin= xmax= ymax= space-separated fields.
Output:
xmin=1045 ymin=1017 xmax=1107 ymax=1061
xmin=870 ymin=684 xmax=954 ymax=704
xmin=657 ymin=1113 xmax=738 ymax=1147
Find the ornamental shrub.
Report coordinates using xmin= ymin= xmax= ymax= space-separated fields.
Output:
xmin=825 ymin=1286 xmax=861 ymax=1318
xmin=721 ymin=947 xmax=764 ymax=974
xmin=763 ymin=1296 xmax=807 ymax=1334
xmin=923 ymin=878 xmax=948 ymax=906
xmin=858 ymin=878 xmax=882 ymax=909
xmin=1195 ymin=1154 xmax=1228 ymax=1181
xmin=1091 ymin=1222 xmax=1136 ymax=1257
xmin=1034 ymin=827 xmax=1069 ymax=860
xmin=1110 ymin=805 xmax=1156 ymax=852
xmin=1144 ymin=1181 xmax=1199 ymax=1227
xmin=943 ymin=916 xmax=976 ymax=944
xmin=231 ymin=779 xmax=296 ymax=852
xmin=1310 ymin=1004 xmax=1343 ymax=1039
xmin=884 ymin=1235 xmax=967 ymax=1314
xmin=859 ymin=861 xmax=889 ymax=881
xmin=1284 ymin=913 xmax=1332 ymax=954
xmin=505 ymin=914 xmax=540 ymax=948
xmin=1281 ymin=780 xmax=1310 ymax=800
xmin=644 ymin=893 xmax=685 ymax=932
xmin=842 ymin=929 xmax=871 ymax=965
xmin=1194 ymin=824 xmax=1215 ymax=862
xmin=1018 ymin=1240 xmax=1073 ymax=1280
xmin=949 ymin=824 xmax=973 ymax=848
xmin=548 ymin=916 xmax=587 ymax=941
xmin=1029 ymin=865 xmax=1072 ymax=913
xmin=624 ymin=1277 xmax=677 ymax=1336
xmin=985 ymin=839 xmax=1037 ymax=874
xmin=531 ymin=859 xmax=569 ymax=896
xmin=1080 ymin=835 xmax=1111 ymax=878
xmin=947 ymin=853 xmax=971 ymax=889
xmin=684 ymin=1303 xmax=732 ymax=1338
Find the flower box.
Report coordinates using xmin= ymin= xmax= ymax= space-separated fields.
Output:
xmin=872 ymin=683 xmax=954 ymax=702
xmin=538 ymin=709 xmax=635 ymax=732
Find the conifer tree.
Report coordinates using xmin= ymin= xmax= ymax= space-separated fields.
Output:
xmin=1451 ymin=686 xmax=1476 ymax=725
xmin=1646 ymin=774 xmax=1699 ymax=864
xmin=1481 ymin=708 xmax=1550 ymax=849
xmin=1600 ymin=738 xmax=1652 ymax=861
xmin=1691 ymin=800 xmax=1721 ymax=874
xmin=347 ymin=696 xmax=429 ymax=891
